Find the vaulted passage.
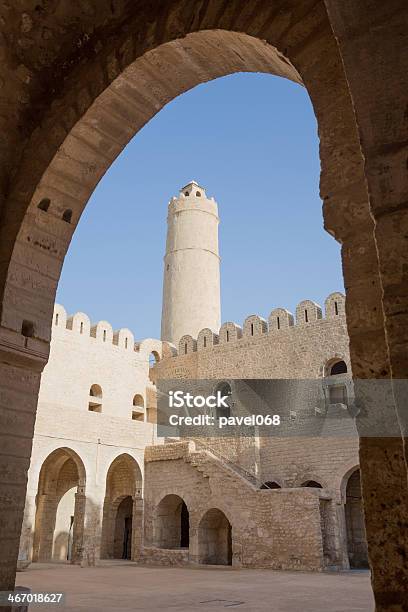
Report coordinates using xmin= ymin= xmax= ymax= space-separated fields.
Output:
xmin=198 ymin=509 xmax=232 ymax=566
xmin=100 ymin=454 xmax=142 ymax=560
xmin=154 ymin=495 xmax=190 ymax=549
xmin=345 ymin=470 xmax=369 ymax=569
xmin=32 ymin=448 xmax=86 ymax=564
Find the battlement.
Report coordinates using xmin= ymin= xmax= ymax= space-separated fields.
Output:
xmin=177 ymin=292 xmax=345 ymax=356
xmin=52 ymin=304 xmax=166 ymax=360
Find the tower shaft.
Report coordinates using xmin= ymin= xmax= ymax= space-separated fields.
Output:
xmin=161 ymin=182 xmax=221 ymax=345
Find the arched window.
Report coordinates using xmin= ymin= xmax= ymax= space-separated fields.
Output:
xmin=149 ymin=351 xmax=160 ymax=367
xmin=62 ymin=209 xmax=73 ymax=223
xmin=214 ymin=382 xmax=232 ymax=419
xmin=330 ymin=360 xmax=347 ymax=375
xmin=132 ymin=394 xmax=144 ymax=421
xmin=196 ymin=190 xmax=201 ymax=197
xmin=89 ymin=384 xmax=102 ymax=412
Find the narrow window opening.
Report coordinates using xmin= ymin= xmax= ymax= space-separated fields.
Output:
xmin=21 ymin=320 xmax=35 ymax=338
xmin=55 ymin=313 xmax=59 ymax=326
xmin=226 ymin=330 xmax=229 ymax=342
xmin=250 ymin=323 xmax=254 ymax=336
xmin=334 ymin=301 xmax=339 ymax=315
xmin=305 ymin=309 xmax=309 ymax=323
xmin=125 ymin=337 xmax=128 ymax=349
xmin=80 ymin=321 xmax=84 ymax=334
xmin=277 ymin=316 xmax=280 ymax=330
xmin=196 ymin=191 xmax=201 ymax=197
xmin=203 ymin=337 xmax=207 ymax=348
xmin=62 ymin=209 xmax=72 ymax=223
xmin=184 ymin=342 xmax=188 ymax=354
xmin=38 ymin=198 xmax=50 ymax=212
xmin=103 ymin=329 xmax=107 ymax=342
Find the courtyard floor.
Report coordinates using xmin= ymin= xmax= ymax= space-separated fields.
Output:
xmin=17 ymin=562 xmax=374 ymax=611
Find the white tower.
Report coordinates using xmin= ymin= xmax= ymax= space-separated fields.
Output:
xmin=161 ymin=181 xmax=221 ymax=346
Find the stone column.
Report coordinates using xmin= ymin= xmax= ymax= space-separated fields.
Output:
xmin=131 ymin=497 xmax=144 ymax=561
xmin=323 ymin=2 xmax=408 ymax=608
xmin=0 ymin=326 xmax=48 ymax=590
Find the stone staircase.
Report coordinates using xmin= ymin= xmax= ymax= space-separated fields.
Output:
xmin=182 ymin=442 xmax=260 ymax=490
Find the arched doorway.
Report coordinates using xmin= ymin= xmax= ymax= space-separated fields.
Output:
xmin=154 ymin=495 xmax=189 ymax=549
xmin=113 ymin=496 xmax=133 ymax=560
xmin=345 ymin=469 xmax=369 ymax=569
xmin=198 ymin=508 xmax=232 ymax=566
xmin=100 ymin=454 xmax=142 ymax=560
xmin=32 ymin=448 xmax=86 ymax=564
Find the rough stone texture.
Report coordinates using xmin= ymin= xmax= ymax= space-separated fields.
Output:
xmin=0 ymin=1 xmax=406 ymax=609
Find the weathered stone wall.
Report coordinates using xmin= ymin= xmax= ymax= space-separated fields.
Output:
xmin=143 ymin=442 xmax=328 ymax=570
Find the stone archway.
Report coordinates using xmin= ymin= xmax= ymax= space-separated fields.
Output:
xmin=154 ymin=494 xmax=190 ymax=549
xmin=32 ymin=448 xmax=86 ymax=564
xmin=198 ymin=508 xmax=232 ymax=566
xmin=0 ymin=2 xmax=406 ymax=606
xmin=345 ymin=469 xmax=369 ymax=569
xmin=100 ymin=454 xmax=142 ymax=561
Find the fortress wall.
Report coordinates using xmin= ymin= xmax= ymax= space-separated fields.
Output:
xmin=39 ymin=304 xmax=162 ymax=421
xmin=152 ymin=293 xmax=350 ymax=380
xmin=151 ymin=293 xmax=359 ymax=488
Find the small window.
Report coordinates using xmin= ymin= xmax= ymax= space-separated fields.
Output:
xmin=55 ymin=313 xmax=59 ymax=326
xmin=214 ymin=382 xmax=232 ymax=419
xmin=132 ymin=411 xmax=144 ymax=421
xmin=103 ymin=329 xmax=106 ymax=342
xmin=226 ymin=330 xmax=229 ymax=342
xmin=250 ymin=323 xmax=254 ymax=336
xmin=196 ymin=191 xmax=201 ymax=197
xmin=149 ymin=351 xmax=160 ymax=367
xmin=38 ymin=198 xmax=50 ymax=212
xmin=203 ymin=336 xmax=207 ymax=348
xmin=62 ymin=209 xmax=73 ymax=223
xmin=277 ymin=316 xmax=280 ymax=330
xmin=80 ymin=321 xmax=84 ymax=334
xmin=133 ymin=394 xmax=144 ymax=408
xmin=21 ymin=320 xmax=34 ymax=338
xmin=330 ymin=360 xmax=347 ymax=375
xmin=184 ymin=343 xmax=188 ymax=354
xmin=334 ymin=301 xmax=338 ymax=315
xmin=304 ymin=309 xmax=309 ymax=323
xmin=89 ymin=384 xmax=102 ymax=412
xmin=89 ymin=384 xmax=102 ymax=398
xmin=301 ymin=480 xmax=323 ymax=489
xmin=125 ymin=337 xmax=128 ymax=349
xmin=261 ymin=481 xmax=281 ymax=490
xmin=184 ymin=191 xmax=189 ymax=196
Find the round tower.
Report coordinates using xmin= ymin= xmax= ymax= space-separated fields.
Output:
xmin=161 ymin=181 xmax=221 ymax=346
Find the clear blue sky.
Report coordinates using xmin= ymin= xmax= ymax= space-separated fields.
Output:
xmin=57 ymin=73 xmax=343 ymax=339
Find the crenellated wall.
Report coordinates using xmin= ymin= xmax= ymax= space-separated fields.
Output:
xmin=152 ymin=292 xmax=349 ymax=380
xmin=171 ymin=292 xmax=345 ymax=358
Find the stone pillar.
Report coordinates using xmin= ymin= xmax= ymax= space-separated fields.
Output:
xmin=80 ymin=489 xmax=103 ymax=567
xmin=323 ymin=2 xmax=408 ymax=607
xmin=0 ymin=326 xmax=48 ymax=590
xmin=131 ymin=497 xmax=144 ymax=561
xmin=71 ymin=490 xmax=86 ymax=565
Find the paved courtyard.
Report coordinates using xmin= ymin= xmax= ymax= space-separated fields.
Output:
xmin=16 ymin=562 xmax=374 ymax=611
